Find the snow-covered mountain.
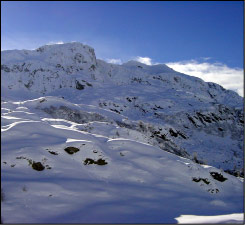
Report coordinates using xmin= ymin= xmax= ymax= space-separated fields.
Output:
xmin=2 ymin=42 xmax=243 ymax=174
xmin=1 ymin=42 xmax=244 ymax=223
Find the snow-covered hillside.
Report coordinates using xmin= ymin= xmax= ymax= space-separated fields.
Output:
xmin=1 ymin=42 xmax=244 ymax=223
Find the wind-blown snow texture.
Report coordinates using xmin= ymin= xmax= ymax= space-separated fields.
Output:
xmin=1 ymin=42 xmax=244 ymax=223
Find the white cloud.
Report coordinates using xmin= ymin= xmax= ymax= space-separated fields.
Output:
xmin=135 ymin=56 xmax=152 ymax=65
xmin=106 ymin=58 xmax=122 ymax=64
xmin=166 ymin=60 xmax=244 ymax=97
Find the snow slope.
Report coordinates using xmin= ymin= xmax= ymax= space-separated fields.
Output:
xmin=1 ymin=97 xmax=243 ymax=223
xmin=1 ymin=42 xmax=244 ymax=223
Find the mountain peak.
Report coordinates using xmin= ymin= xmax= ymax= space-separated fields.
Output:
xmin=37 ymin=41 xmax=94 ymax=52
xmin=2 ymin=41 xmax=97 ymax=67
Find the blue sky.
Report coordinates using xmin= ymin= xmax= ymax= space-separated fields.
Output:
xmin=1 ymin=1 xmax=244 ymax=95
xmin=2 ymin=1 xmax=243 ymax=67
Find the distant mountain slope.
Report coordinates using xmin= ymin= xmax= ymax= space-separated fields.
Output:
xmin=1 ymin=42 xmax=242 ymax=107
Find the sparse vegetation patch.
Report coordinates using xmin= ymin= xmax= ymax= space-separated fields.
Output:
xmin=84 ymin=158 xmax=108 ymax=165
xmin=192 ymin=177 xmax=210 ymax=185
